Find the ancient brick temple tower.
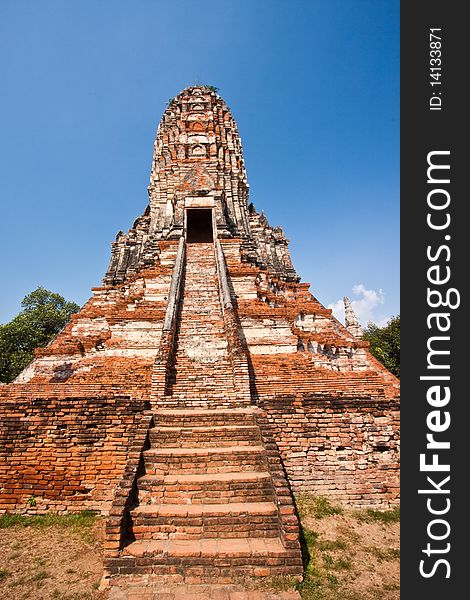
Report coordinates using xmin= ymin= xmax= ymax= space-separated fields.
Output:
xmin=0 ymin=86 xmax=399 ymax=587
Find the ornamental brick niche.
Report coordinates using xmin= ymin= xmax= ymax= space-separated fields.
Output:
xmin=0 ymin=86 xmax=399 ymax=586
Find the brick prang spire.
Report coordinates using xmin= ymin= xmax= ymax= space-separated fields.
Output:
xmin=104 ymin=86 xmax=298 ymax=285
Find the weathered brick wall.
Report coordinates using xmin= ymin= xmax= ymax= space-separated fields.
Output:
xmin=258 ymin=394 xmax=400 ymax=508
xmin=0 ymin=395 xmax=150 ymax=514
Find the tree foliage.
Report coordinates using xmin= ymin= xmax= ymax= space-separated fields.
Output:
xmin=363 ymin=315 xmax=400 ymax=378
xmin=0 ymin=287 xmax=80 ymax=383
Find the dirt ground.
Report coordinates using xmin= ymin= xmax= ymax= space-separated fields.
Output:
xmin=0 ymin=517 xmax=106 ymax=600
xmin=295 ymin=496 xmax=399 ymax=600
xmin=0 ymin=501 xmax=399 ymax=600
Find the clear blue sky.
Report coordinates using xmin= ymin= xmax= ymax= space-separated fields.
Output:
xmin=0 ymin=0 xmax=399 ymax=326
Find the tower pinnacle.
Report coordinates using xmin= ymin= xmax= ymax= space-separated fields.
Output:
xmin=104 ymin=86 xmax=298 ymax=285
xmin=343 ymin=296 xmax=364 ymax=338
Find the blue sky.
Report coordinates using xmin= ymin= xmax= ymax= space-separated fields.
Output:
xmin=0 ymin=0 xmax=399 ymax=326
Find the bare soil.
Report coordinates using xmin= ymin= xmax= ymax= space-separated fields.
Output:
xmin=296 ymin=499 xmax=399 ymax=600
xmin=0 ymin=518 xmax=106 ymax=600
xmin=0 ymin=503 xmax=399 ymax=600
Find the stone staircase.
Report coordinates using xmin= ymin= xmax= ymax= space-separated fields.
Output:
xmin=104 ymin=241 xmax=302 ymax=589
xmin=166 ymin=243 xmax=241 ymax=407
xmin=107 ymin=407 xmax=302 ymax=585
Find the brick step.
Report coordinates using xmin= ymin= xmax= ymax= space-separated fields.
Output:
xmin=179 ymin=293 xmax=218 ymax=298
xmin=176 ymin=318 xmax=224 ymax=324
xmin=142 ymin=445 xmax=267 ymax=475
xmin=179 ymin=305 xmax=220 ymax=310
xmin=166 ymin=377 xmax=237 ymax=386
xmin=107 ymin=583 xmax=301 ymax=600
xmin=157 ymin=399 xmax=251 ymax=410
xmin=176 ymin=327 xmax=224 ymax=333
xmin=130 ymin=502 xmax=280 ymax=539
xmin=167 ymin=390 xmax=238 ymax=396
xmin=181 ymin=284 xmax=217 ymax=290
xmin=167 ymin=388 xmax=238 ymax=396
xmin=154 ymin=409 xmax=257 ymax=427
xmin=169 ymin=360 xmax=233 ymax=368
xmin=166 ymin=378 xmax=237 ymax=385
xmin=166 ymin=385 xmax=238 ymax=395
xmin=137 ymin=471 xmax=274 ymax=504
xmin=167 ymin=381 xmax=236 ymax=388
xmin=159 ymin=401 xmax=250 ymax=410
xmin=149 ymin=425 xmax=262 ymax=447
xmin=109 ymin=537 xmax=303 ymax=582
xmin=175 ymin=319 xmax=224 ymax=326
xmin=179 ymin=298 xmax=221 ymax=304
xmin=185 ymin=255 xmax=215 ymax=260
xmin=170 ymin=356 xmax=231 ymax=364
xmin=167 ymin=367 xmax=235 ymax=376
xmin=181 ymin=289 xmax=219 ymax=293
xmin=167 ymin=368 xmax=235 ymax=376
xmin=183 ymin=276 xmax=217 ymax=281
xmin=176 ymin=320 xmax=222 ymax=325
xmin=169 ymin=364 xmax=233 ymax=371
xmin=168 ymin=361 xmax=234 ymax=368
xmin=182 ymin=283 xmax=219 ymax=289
xmin=178 ymin=307 xmax=220 ymax=312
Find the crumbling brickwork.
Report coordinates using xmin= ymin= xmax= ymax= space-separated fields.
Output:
xmin=257 ymin=395 xmax=399 ymax=506
xmin=0 ymin=394 xmax=150 ymax=513
xmin=0 ymin=86 xmax=399 ymax=587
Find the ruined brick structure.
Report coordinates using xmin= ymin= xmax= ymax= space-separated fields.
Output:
xmin=0 ymin=86 xmax=399 ymax=586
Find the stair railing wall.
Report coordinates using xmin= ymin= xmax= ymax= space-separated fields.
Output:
xmin=151 ymin=237 xmax=186 ymax=405
xmin=214 ymin=239 xmax=252 ymax=405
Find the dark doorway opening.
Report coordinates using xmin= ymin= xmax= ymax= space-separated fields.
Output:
xmin=186 ymin=209 xmax=213 ymax=243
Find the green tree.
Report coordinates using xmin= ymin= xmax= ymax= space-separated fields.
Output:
xmin=0 ymin=287 xmax=80 ymax=383
xmin=363 ymin=315 xmax=400 ymax=378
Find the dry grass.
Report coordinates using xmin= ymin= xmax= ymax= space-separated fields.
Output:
xmin=294 ymin=495 xmax=400 ymax=600
xmin=0 ymin=512 xmax=106 ymax=600
xmin=0 ymin=498 xmax=399 ymax=599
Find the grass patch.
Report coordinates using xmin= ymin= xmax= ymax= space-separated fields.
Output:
xmin=333 ymin=557 xmax=352 ymax=571
xmin=0 ymin=510 xmax=98 ymax=542
xmin=10 ymin=575 xmax=28 ymax=587
xmin=322 ymin=554 xmax=352 ymax=571
xmin=384 ymin=582 xmax=400 ymax=591
xmin=326 ymin=573 xmax=339 ymax=586
xmin=337 ymin=524 xmax=361 ymax=544
xmin=323 ymin=553 xmax=334 ymax=568
xmin=355 ymin=506 xmax=400 ymax=524
xmin=297 ymin=523 xmax=354 ymax=597
xmin=365 ymin=546 xmax=400 ymax=561
xmin=296 ymin=494 xmax=343 ymax=520
xmin=317 ymin=538 xmax=348 ymax=551
xmin=297 ymin=566 xmax=342 ymax=599
xmin=303 ymin=527 xmax=319 ymax=546
xmin=30 ymin=569 xmax=50 ymax=582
